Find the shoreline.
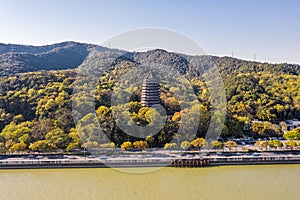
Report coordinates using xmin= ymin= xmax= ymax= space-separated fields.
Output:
xmin=1 ymin=153 xmax=300 ymax=169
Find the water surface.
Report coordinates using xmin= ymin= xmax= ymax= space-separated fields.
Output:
xmin=0 ymin=165 xmax=298 ymax=200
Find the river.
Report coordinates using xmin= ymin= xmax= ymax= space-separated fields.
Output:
xmin=0 ymin=164 xmax=298 ymax=200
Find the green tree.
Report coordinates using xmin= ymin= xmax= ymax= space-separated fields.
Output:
xmin=78 ymin=113 xmax=107 ymax=145
xmin=283 ymin=128 xmax=300 ymax=140
xmin=0 ymin=121 xmax=32 ymax=150
xmin=145 ymin=135 xmax=155 ymax=148
xmin=55 ymin=110 xmax=74 ymax=133
xmin=12 ymin=114 xmax=24 ymax=124
xmin=29 ymin=140 xmax=50 ymax=152
xmin=66 ymin=128 xmax=82 ymax=152
xmin=45 ymin=128 xmax=70 ymax=150
xmin=18 ymin=134 xmax=30 ymax=145
xmin=0 ymin=142 xmax=5 ymax=153
xmin=164 ymin=143 xmax=178 ymax=150
xmin=9 ymin=141 xmax=27 ymax=152
xmin=180 ymin=141 xmax=191 ymax=149
xmin=285 ymin=140 xmax=297 ymax=150
xmin=210 ymin=141 xmax=223 ymax=149
xmin=268 ymin=140 xmax=283 ymax=149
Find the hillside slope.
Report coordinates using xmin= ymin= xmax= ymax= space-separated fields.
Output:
xmin=0 ymin=44 xmax=299 ymax=152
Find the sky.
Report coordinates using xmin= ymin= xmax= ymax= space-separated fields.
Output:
xmin=0 ymin=0 xmax=299 ymax=64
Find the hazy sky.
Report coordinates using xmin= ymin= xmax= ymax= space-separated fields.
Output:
xmin=0 ymin=0 xmax=299 ymax=64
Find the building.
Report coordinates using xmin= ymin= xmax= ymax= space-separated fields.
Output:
xmin=141 ymin=72 xmax=160 ymax=106
xmin=285 ymin=119 xmax=300 ymax=131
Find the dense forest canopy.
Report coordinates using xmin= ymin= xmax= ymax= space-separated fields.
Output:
xmin=0 ymin=42 xmax=299 ymax=153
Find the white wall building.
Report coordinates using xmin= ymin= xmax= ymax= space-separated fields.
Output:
xmin=285 ymin=119 xmax=300 ymax=131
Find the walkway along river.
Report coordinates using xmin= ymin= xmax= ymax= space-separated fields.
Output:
xmin=1 ymin=153 xmax=300 ymax=169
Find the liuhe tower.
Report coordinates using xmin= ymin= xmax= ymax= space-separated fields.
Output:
xmin=141 ymin=73 xmax=160 ymax=106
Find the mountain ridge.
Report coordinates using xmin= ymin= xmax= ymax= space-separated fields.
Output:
xmin=0 ymin=41 xmax=299 ymax=77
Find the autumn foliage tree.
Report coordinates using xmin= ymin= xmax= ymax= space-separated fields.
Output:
xmin=133 ymin=141 xmax=149 ymax=149
xmin=191 ymin=138 xmax=207 ymax=150
xmin=224 ymin=140 xmax=238 ymax=150
xmin=121 ymin=141 xmax=133 ymax=151
xmin=254 ymin=140 xmax=268 ymax=150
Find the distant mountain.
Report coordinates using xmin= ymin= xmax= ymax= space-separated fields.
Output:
xmin=0 ymin=42 xmax=98 ymax=76
xmin=133 ymin=49 xmax=300 ymax=77
xmin=0 ymin=41 xmax=299 ymax=77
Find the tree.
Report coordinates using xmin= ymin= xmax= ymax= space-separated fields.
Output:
xmin=256 ymin=108 xmax=276 ymax=121
xmin=9 ymin=141 xmax=27 ymax=152
xmin=164 ymin=143 xmax=177 ymax=150
xmin=251 ymin=122 xmax=280 ymax=137
xmin=171 ymin=112 xmax=181 ymax=122
xmin=254 ymin=140 xmax=268 ymax=150
xmin=31 ymin=119 xmax=54 ymax=140
xmin=191 ymin=138 xmax=207 ymax=150
xmin=210 ymin=141 xmax=223 ymax=149
xmin=0 ymin=142 xmax=5 ymax=153
xmin=96 ymin=106 xmax=111 ymax=120
xmin=285 ymin=140 xmax=297 ymax=150
xmin=18 ymin=134 xmax=30 ymax=145
xmin=180 ymin=141 xmax=191 ymax=149
xmin=77 ymin=113 xmax=107 ymax=145
xmin=0 ymin=121 xmax=32 ymax=150
xmin=129 ymin=101 xmax=141 ymax=114
xmin=133 ymin=141 xmax=149 ymax=149
xmin=29 ymin=140 xmax=50 ymax=152
xmin=145 ymin=135 xmax=155 ymax=148
xmin=99 ymin=142 xmax=115 ymax=148
xmin=224 ymin=140 xmax=238 ymax=150
xmin=56 ymin=110 xmax=74 ymax=133
xmin=121 ymin=141 xmax=133 ymax=150
xmin=279 ymin=122 xmax=287 ymax=133
xmin=283 ymin=128 xmax=300 ymax=140
xmin=268 ymin=140 xmax=283 ymax=149
xmin=83 ymin=141 xmax=99 ymax=149
xmin=45 ymin=128 xmax=70 ymax=150
xmin=12 ymin=114 xmax=24 ymax=124
xmin=66 ymin=128 xmax=82 ymax=152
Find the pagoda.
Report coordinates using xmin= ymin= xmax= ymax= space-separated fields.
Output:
xmin=141 ymin=73 xmax=160 ymax=106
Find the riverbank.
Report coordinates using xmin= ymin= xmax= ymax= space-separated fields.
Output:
xmin=1 ymin=152 xmax=300 ymax=169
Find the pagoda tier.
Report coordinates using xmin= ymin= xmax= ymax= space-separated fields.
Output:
xmin=141 ymin=73 xmax=160 ymax=106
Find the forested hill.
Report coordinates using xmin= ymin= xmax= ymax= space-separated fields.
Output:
xmin=0 ymin=42 xmax=299 ymax=152
xmin=134 ymin=49 xmax=300 ymax=76
xmin=0 ymin=41 xmax=299 ymax=77
xmin=0 ymin=42 xmax=97 ymax=76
